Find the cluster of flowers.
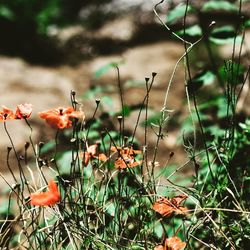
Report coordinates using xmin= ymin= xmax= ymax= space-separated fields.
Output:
xmin=1 ymin=104 xmax=143 ymax=167
xmin=110 ymin=146 xmax=142 ymax=169
xmin=32 ymin=147 xmax=143 ymax=207
xmin=152 ymin=195 xmax=188 ymax=249
xmin=80 ymin=144 xmax=143 ymax=168
xmin=30 ymin=181 xmax=187 ymax=249
xmin=0 ymin=104 xmax=33 ymax=120
xmin=0 ymin=104 xmax=84 ymax=129
xmin=1 ymin=104 xmax=143 ymax=196
xmin=1 ymin=104 xmax=187 ymax=250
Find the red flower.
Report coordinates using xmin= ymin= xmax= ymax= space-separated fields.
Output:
xmin=30 ymin=180 xmax=61 ymax=206
xmin=154 ymin=245 xmax=164 ymax=250
xmin=154 ymin=237 xmax=186 ymax=250
xmin=152 ymin=195 xmax=188 ymax=217
xmin=165 ymin=237 xmax=186 ymax=250
xmin=114 ymin=155 xmax=141 ymax=169
xmin=0 ymin=107 xmax=15 ymax=121
xmin=110 ymin=146 xmax=142 ymax=156
xmin=15 ymin=103 xmax=33 ymax=119
xmin=39 ymin=107 xmax=85 ymax=129
xmin=80 ymin=144 xmax=107 ymax=165
xmin=111 ymin=145 xmax=142 ymax=169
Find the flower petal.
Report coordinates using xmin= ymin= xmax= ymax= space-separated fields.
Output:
xmin=165 ymin=236 xmax=186 ymax=250
xmin=39 ymin=107 xmax=84 ymax=129
xmin=87 ymin=144 xmax=98 ymax=155
xmin=154 ymin=245 xmax=164 ymax=250
xmin=152 ymin=202 xmax=175 ymax=217
xmin=30 ymin=180 xmax=60 ymax=206
xmin=0 ymin=107 xmax=15 ymax=121
xmin=152 ymin=196 xmax=188 ymax=217
xmin=15 ymin=103 xmax=32 ymax=119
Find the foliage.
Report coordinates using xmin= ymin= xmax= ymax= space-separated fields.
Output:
xmin=161 ymin=0 xmax=250 ymax=249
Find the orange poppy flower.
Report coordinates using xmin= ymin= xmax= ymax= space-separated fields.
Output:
xmin=97 ymin=153 xmax=108 ymax=162
xmin=152 ymin=195 xmax=188 ymax=217
xmin=0 ymin=107 xmax=15 ymax=121
xmin=39 ymin=107 xmax=85 ymax=129
xmin=30 ymin=180 xmax=61 ymax=206
xmin=111 ymin=146 xmax=142 ymax=156
xmin=15 ymin=103 xmax=33 ymax=119
xmin=80 ymin=144 xmax=107 ymax=165
xmin=155 ymin=237 xmax=186 ymax=250
xmin=165 ymin=237 xmax=186 ymax=250
xmin=114 ymin=155 xmax=142 ymax=169
xmin=111 ymin=145 xmax=142 ymax=169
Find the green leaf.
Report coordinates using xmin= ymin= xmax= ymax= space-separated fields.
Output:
xmin=209 ymin=26 xmax=242 ymax=45
xmin=218 ymin=61 xmax=245 ymax=85
xmin=198 ymin=95 xmax=223 ymax=110
xmin=105 ymin=202 xmax=116 ymax=217
xmin=202 ymin=1 xmax=238 ymax=12
xmin=154 ymin=221 xmax=164 ymax=238
xmin=0 ymin=5 xmax=15 ymax=20
xmin=83 ymin=164 xmax=93 ymax=179
xmin=119 ymin=105 xmax=131 ymax=117
xmin=204 ymin=125 xmax=225 ymax=138
xmin=82 ymin=85 xmax=103 ymax=99
xmin=239 ymin=122 xmax=247 ymax=130
xmin=40 ymin=140 xmax=56 ymax=154
xmin=84 ymin=130 xmax=99 ymax=140
xmin=198 ymin=95 xmax=231 ymax=118
xmin=141 ymin=111 xmax=162 ymax=127
xmin=245 ymin=19 xmax=250 ymax=28
xmin=101 ymin=131 xmax=119 ymax=151
xmin=188 ymin=70 xmax=215 ymax=94
xmin=154 ymin=222 xmax=163 ymax=239
xmin=217 ymin=105 xmax=229 ymax=118
xmin=0 ymin=199 xmax=12 ymax=215
xmin=101 ymin=96 xmax=115 ymax=115
xmin=82 ymin=84 xmax=115 ymax=100
xmin=167 ymin=4 xmax=193 ymax=24
xmin=36 ymin=0 xmax=60 ymax=34
xmin=155 ymin=164 xmax=177 ymax=179
xmin=94 ymin=63 xmax=114 ymax=79
xmin=93 ymin=61 xmax=123 ymax=79
xmin=131 ymin=245 xmax=145 ymax=250
xmin=177 ymin=24 xmax=202 ymax=37
xmin=57 ymin=151 xmax=73 ymax=175
xmin=216 ymin=97 xmax=230 ymax=118
xmin=178 ymin=111 xmax=209 ymax=143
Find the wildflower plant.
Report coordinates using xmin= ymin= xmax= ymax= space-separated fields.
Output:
xmin=0 ymin=79 xmax=189 ymax=249
xmin=0 ymin=0 xmax=250 ymax=249
xmin=152 ymin=0 xmax=250 ymax=249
